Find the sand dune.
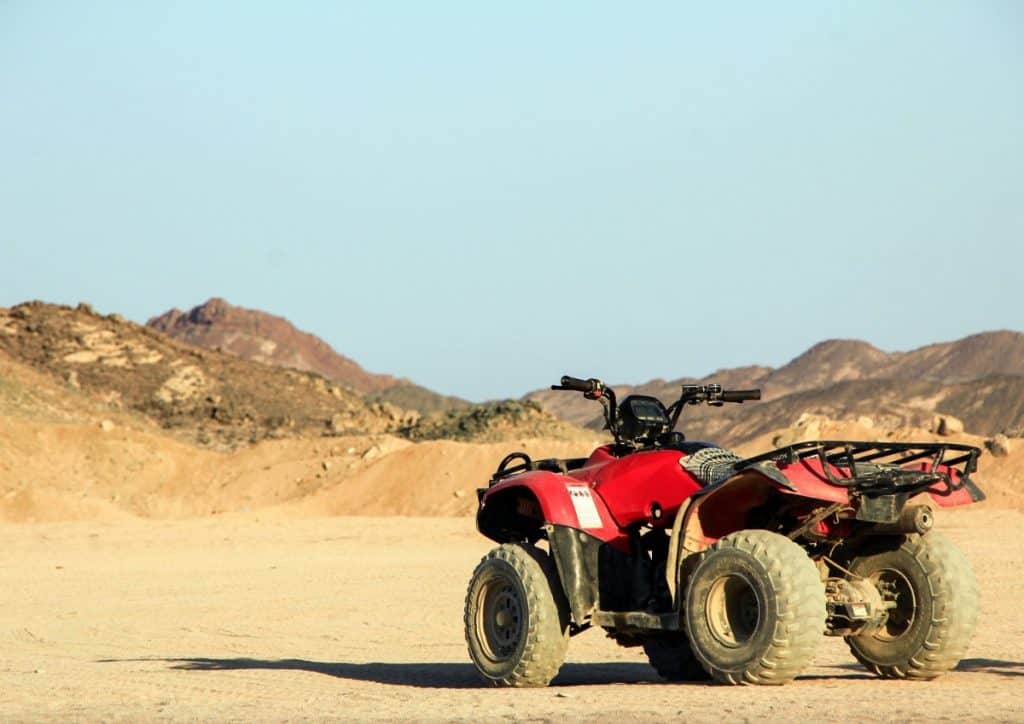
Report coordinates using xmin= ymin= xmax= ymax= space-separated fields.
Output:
xmin=2 ymin=410 xmax=1021 ymax=524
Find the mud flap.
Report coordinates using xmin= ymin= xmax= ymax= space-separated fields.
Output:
xmin=546 ymin=524 xmax=632 ymax=625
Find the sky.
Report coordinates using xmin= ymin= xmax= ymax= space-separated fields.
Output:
xmin=1 ymin=2 xmax=1021 ymax=401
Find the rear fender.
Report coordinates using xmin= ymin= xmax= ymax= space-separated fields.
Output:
xmin=779 ymin=457 xmax=984 ymax=508
xmin=678 ymin=470 xmax=819 ymax=553
xmin=913 ymin=463 xmax=986 ymax=507
xmin=477 ymin=471 xmax=627 ymax=549
xmin=666 ymin=469 xmax=839 ymax=603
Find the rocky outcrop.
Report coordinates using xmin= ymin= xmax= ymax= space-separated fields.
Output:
xmin=0 ymin=302 xmax=398 ymax=448
xmin=147 ymin=298 xmax=399 ymax=393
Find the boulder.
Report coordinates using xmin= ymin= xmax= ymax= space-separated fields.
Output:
xmin=986 ymin=434 xmax=1012 ymax=458
xmin=931 ymin=414 xmax=964 ymax=437
xmin=327 ymin=413 xmax=351 ymax=434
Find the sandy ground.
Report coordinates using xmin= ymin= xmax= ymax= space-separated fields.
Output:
xmin=2 ymin=508 xmax=1023 ymax=722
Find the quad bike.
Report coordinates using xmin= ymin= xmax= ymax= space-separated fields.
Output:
xmin=465 ymin=376 xmax=984 ymax=686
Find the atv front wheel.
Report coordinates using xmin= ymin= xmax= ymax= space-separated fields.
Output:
xmin=464 ymin=543 xmax=569 ymax=687
xmin=684 ymin=529 xmax=825 ymax=685
xmin=844 ymin=531 xmax=979 ymax=680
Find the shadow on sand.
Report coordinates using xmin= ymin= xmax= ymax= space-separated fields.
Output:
xmin=99 ymin=655 xmax=1024 ymax=688
xmin=98 ymin=657 xmax=664 ymax=689
xmin=804 ymin=658 xmax=1024 ymax=681
xmin=955 ymin=658 xmax=1024 ymax=677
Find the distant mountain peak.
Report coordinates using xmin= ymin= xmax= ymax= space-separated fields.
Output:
xmin=187 ymin=297 xmax=231 ymax=323
xmin=147 ymin=298 xmax=396 ymax=393
xmin=146 ymin=298 xmax=468 ymax=414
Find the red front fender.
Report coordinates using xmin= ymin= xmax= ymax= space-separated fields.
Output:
xmin=478 ymin=471 xmax=628 ymax=550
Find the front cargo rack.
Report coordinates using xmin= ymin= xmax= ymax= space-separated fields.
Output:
xmin=736 ymin=440 xmax=984 ymax=502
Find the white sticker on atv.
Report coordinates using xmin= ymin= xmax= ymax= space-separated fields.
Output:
xmin=566 ymin=485 xmax=603 ymax=529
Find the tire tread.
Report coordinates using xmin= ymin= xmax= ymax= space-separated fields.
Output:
xmin=846 ymin=532 xmax=978 ymax=680
xmin=464 ymin=543 xmax=569 ymax=687
xmin=687 ymin=530 xmax=825 ymax=686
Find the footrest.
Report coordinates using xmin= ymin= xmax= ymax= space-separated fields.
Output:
xmin=592 ymin=610 xmax=680 ymax=632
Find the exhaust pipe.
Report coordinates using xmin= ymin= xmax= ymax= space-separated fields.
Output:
xmin=871 ymin=504 xmax=934 ymax=535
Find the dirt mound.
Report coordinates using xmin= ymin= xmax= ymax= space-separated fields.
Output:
xmin=148 ymin=298 xmax=468 ymax=414
xmin=405 ymin=399 xmax=588 ymax=443
xmin=0 ymin=409 xmax=602 ymax=522
xmin=0 ymin=302 xmax=404 ymax=448
xmin=286 ymin=437 xmax=601 ymax=518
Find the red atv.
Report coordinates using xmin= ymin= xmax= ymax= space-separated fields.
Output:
xmin=465 ymin=376 xmax=984 ymax=686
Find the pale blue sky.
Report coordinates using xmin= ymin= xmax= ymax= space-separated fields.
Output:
xmin=1 ymin=2 xmax=1021 ymax=400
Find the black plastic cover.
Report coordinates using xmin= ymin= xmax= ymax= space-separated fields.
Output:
xmin=617 ymin=395 xmax=670 ymax=445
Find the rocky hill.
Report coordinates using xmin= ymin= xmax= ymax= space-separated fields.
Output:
xmin=147 ymin=298 xmax=468 ymax=414
xmin=527 ymin=331 xmax=1024 ymax=443
xmin=0 ymin=301 xmax=407 ymax=448
xmin=0 ymin=301 xmax=584 ymax=449
xmin=761 ymin=331 xmax=1024 ymax=394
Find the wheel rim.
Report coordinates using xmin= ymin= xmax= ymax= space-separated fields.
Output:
xmin=476 ymin=573 xmax=524 ymax=662
xmin=871 ymin=567 xmax=917 ymax=641
xmin=705 ymin=573 xmax=761 ymax=648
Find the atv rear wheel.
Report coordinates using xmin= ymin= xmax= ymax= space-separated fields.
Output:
xmin=643 ymin=635 xmax=710 ymax=681
xmin=844 ymin=531 xmax=978 ymax=680
xmin=684 ymin=529 xmax=825 ymax=685
xmin=464 ymin=543 xmax=569 ymax=687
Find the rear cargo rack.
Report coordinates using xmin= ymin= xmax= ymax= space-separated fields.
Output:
xmin=736 ymin=440 xmax=983 ymax=500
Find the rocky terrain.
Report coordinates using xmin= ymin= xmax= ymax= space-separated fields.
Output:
xmin=148 ymin=298 xmax=468 ymax=414
xmin=0 ymin=301 xmax=410 ymax=448
xmin=0 ymin=302 xmax=573 ymax=451
xmin=2 ymin=299 xmax=1023 ymax=524
xmin=528 ymin=332 xmax=1024 ymax=445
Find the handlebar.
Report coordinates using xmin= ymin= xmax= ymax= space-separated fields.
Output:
xmin=679 ymin=384 xmax=762 ymax=406
xmin=721 ymin=389 xmax=762 ymax=403
xmin=551 ymin=375 xmax=601 ymax=394
xmin=550 ymin=374 xmax=760 ymax=447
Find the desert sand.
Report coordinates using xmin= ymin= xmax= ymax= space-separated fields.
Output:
xmin=2 ymin=507 xmax=1022 ymax=722
xmin=3 ymin=357 xmax=1023 ymax=721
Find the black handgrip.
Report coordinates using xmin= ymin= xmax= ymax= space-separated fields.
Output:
xmin=721 ymin=389 xmax=762 ymax=403
xmin=559 ymin=375 xmax=596 ymax=393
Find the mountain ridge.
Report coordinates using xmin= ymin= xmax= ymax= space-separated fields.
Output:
xmin=147 ymin=298 xmax=468 ymax=414
xmin=526 ymin=330 xmax=1024 ymax=439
